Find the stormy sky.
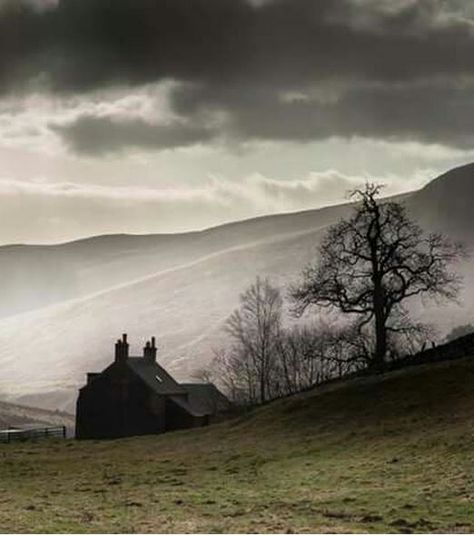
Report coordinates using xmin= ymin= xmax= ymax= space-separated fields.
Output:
xmin=1 ymin=0 xmax=474 ymax=243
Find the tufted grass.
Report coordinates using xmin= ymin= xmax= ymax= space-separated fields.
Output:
xmin=0 ymin=357 xmax=473 ymax=533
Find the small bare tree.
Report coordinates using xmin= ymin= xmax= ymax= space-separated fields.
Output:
xmin=275 ymin=324 xmax=335 ymax=393
xmin=191 ymin=367 xmax=215 ymax=384
xmin=292 ymin=183 xmax=465 ymax=369
xmin=212 ymin=346 xmax=260 ymax=405
xmin=224 ymin=276 xmax=283 ymax=404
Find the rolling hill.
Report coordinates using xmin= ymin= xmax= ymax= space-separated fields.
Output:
xmin=0 ymin=355 xmax=472 ymax=532
xmin=410 ymin=162 xmax=474 ymax=241
xmin=0 ymin=202 xmax=353 ymax=319
xmin=1 ymin=163 xmax=474 ymax=412
xmin=0 ymin=399 xmax=74 ymax=431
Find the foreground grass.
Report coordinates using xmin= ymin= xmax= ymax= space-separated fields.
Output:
xmin=0 ymin=358 xmax=473 ymax=533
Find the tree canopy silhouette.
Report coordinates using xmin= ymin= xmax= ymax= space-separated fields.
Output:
xmin=292 ymin=183 xmax=465 ymax=368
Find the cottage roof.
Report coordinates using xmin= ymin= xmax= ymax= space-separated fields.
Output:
xmin=127 ymin=358 xmax=187 ymax=395
xmin=168 ymin=395 xmax=206 ymax=418
xmin=80 ymin=334 xmax=231 ymax=418
xmin=181 ymin=383 xmax=232 ymax=414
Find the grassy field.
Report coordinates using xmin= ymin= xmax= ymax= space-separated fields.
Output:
xmin=0 ymin=357 xmax=473 ymax=533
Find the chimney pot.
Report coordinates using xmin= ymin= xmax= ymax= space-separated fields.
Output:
xmin=143 ymin=336 xmax=157 ymax=361
xmin=87 ymin=373 xmax=99 ymax=385
xmin=115 ymin=334 xmax=129 ymax=362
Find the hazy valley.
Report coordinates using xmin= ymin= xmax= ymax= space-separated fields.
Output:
xmin=1 ymin=163 xmax=474 ymax=413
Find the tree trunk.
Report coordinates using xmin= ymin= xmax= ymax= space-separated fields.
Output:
xmin=373 ymin=274 xmax=387 ymax=370
xmin=374 ymin=310 xmax=387 ymax=370
xmin=260 ymin=358 xmax=266 ymax=404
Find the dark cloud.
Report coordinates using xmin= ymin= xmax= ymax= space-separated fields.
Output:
xmin=171 ymin=81 xmax=474 ymax=148
xmin=0 ymin=0 xmax=257 ymax=94
xmin=2 ymin=0 xmax=474 ymax=93
xmin=3 ymin=0 xmax=474 ymax=150
xmin=53 ymin=116 xmax=216 ymax=155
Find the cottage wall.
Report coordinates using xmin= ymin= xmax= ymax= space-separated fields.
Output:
xmin=165 ymin=397 xmax=208 ymax=431
xmin=76 ymin=364 xmax=166 ymax=439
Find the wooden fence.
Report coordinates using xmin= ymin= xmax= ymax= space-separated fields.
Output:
xmin=0 ymin=425 xmax=67 ymax=443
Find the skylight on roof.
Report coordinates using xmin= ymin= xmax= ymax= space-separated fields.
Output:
xmin=155 ymin=375 xmax=163 ymax=383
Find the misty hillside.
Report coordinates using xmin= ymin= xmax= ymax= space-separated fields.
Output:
xmin=0 ymin=226 xmax=330 ymax=412
xmin=408 ymin=162 xmax=474 ymax=242
xmin=0 ymin=399 xmax=74 ymax=430
xmin=0 ymin=203 xmax=352 ymax=319
xmin=1 ymin=164 xmax=474 ymax=412
xmin=1 ymin=356 xmax=473 ymax=532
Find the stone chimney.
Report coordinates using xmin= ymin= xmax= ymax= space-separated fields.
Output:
xmin=115 ymin=333 xmax=129 ymax=362
xmin=143 ymin=336 xmax=157 ymax=361
xmin=87 ymin=373 xmax=100 ymax=385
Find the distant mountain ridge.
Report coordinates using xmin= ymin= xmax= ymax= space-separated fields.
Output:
xmin=0 ymin=163 xmax=473 ymax=413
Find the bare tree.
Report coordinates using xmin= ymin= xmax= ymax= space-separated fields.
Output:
xmin=191 ymin=367 xmax=215 ymax=384
xmin=213 ymin=309 xmax=368 ymax=404
xmin=292 ymin=183 xmax=465 ymax=369
xmin=212 ymin=346 xmax=260 ymax=405
xmin=224 ymin=276 xmax=283 ymax=403
xmin=275 ymin=323 xmax=338 ymax=393
xmin=275 ymin=326 xmax=314 ymax=394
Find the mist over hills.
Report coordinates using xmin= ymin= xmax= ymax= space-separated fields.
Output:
xmin=0 ymin=399 xmax=74 ymax=431
xmin=0 ymin=202 xmax=353 ymax=319
xmin=0 ymin=163 xmax=473 ymax=413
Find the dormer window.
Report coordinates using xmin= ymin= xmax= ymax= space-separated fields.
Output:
xmin=155 ymin=375 xmax=162 ymax=383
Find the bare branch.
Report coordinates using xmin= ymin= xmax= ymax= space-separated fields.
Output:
xmin=291 ymin=182 xmax=465 ymax=368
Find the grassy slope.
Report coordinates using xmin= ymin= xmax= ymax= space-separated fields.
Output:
xmin=0 ymin=357 xmax=473 ymax=533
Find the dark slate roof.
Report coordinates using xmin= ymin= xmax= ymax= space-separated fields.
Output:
xmin=127 ymin=358 xmax=187 ymax=395
xmin=180 ymin=383 xmax=232 ymax=414
xmin=83 ymin=357 xmax=231 ymax=418
xmin=168 ymin=395 xmax=206 ymax=418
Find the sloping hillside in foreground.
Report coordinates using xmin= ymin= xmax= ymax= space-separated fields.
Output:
xmin=0 ymin=357 xmax=472 ymax=533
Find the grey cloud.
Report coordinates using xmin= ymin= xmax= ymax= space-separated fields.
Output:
xmin=171 ymin=81 xmax=474 ymax=149
xmin=53 ymin=116 xmax=216 ymax=155
xmin=3 ymin=0 xmax=474 ymax=149
xmin=1 ymin=0 xmax=474 ymax=94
